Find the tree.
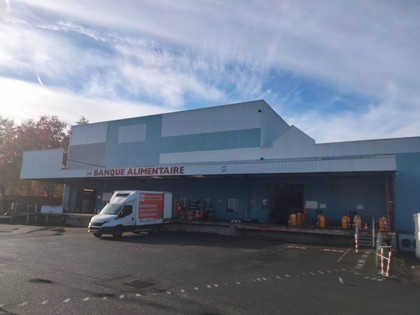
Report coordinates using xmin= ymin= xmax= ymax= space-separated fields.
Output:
xmin=0 ymin=117 xmax=16 ymax=211
xmin=0 ymin=116 xmax=69 ymax=198
xmin=75 ymin=116 xmax=89 ymax=125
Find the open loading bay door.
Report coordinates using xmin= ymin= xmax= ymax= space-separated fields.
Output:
xmin=269 ymin=184 xmax=303 ymax=224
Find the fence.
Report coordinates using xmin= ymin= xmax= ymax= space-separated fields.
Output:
xmin=1 ymin=195 xmax=61 ymax=215
xmin=376 ymin=233 xmax=392 ymax=277
xmin=354 ymin=216 xmax=393 ymax=277
xmin=354 ymin=215 xmax=376 ymax=253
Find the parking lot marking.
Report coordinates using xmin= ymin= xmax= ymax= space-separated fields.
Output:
xmin=287 ymin=245 xmax=307 ymax=250
xmin=321 ymin=249 xmax=345 ymax=253
xmin=83 ymin=297 xmax=90 ymax=302
xmin=63 ymin=298 xmax=70 ymax=303
xmin=337 ymin=248 xmax=352 ymax=263
xmin=41 ymin=300 xmax=48 ymax=305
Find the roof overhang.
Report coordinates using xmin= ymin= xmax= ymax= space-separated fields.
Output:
xmin=21 ymin=154 xmax=396 ymax=183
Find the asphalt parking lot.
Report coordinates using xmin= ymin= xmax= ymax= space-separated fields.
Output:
xmin=0 ymin=224 xmax=419 ymax=315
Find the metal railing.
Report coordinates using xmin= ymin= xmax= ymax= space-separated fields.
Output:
xmin=376 ymin=232 xmax=392 ymax=277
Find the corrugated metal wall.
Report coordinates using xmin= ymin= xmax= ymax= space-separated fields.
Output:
xmin=71 ymin=173 xmax=387 ymax=227
xmin=394 ymin=153 xmax=420 ymax=232
xmin=304 ymin=175 xmax=386 ymax=226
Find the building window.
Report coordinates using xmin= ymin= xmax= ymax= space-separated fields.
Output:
xmin=227 ymin=198 xmax=239 ymax=212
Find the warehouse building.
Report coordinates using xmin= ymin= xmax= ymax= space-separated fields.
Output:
xmin=20 ymin=100 xmax=420 ymax=245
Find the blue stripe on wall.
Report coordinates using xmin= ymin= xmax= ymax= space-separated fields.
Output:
xmin=161 ymin=128 xmax=261 ymax=153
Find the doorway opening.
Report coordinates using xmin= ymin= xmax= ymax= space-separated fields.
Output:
xmin=75 ymin=188 xmax=97 ymax=213
xmin=269 ymin=184 xmax=303 ymax=224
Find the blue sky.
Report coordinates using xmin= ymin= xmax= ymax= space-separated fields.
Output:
xmin=1 ymin=0 xmax=419 ymax=142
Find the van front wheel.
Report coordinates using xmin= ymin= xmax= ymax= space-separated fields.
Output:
xmin=113 ymin=227 xmax=123 ymax=239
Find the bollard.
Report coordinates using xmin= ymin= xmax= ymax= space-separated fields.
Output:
xmin=355 ymin=233 xmax=359 ymax=253
xmin=386 ymin=248 xmax=392 ymax=277
xmin=381 ymin=247 xmax=384 ymax=275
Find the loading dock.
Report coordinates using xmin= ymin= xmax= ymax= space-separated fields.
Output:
xmin=19 ymin=100 xmax=420 ymax=243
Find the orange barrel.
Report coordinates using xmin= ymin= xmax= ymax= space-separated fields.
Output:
xmin=318 ymin=215 xmax=329 ymax=228
xmin=379 ymin=216 xmax=389 ymax=232
xmin=342 ymin=216 xmax=351 ymax=229
xmin=288 ymin=214 xmax=297 ymax=226
xmin=297 ymin=212 xmax=304 ymax=226
xmin=353 ymin=215 xmax=362 ymax=229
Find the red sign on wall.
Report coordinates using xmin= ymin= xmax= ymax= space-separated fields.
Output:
xmin=138 ymin=192 xmax=164 ymax=219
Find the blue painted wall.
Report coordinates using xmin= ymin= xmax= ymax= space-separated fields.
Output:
xmin=86 ymin=174 xmax=386 ymax=227
xmin=102 ymin=114 xmax=261 ymax=167
xmin=394 ymin=153 xmax=420 ymax=232
xmin=303 ymin=176 xmax=386 ymax=226
xmin=104 ymin=115 xmax=163 ymax=166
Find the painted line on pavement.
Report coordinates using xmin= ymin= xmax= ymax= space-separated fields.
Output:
xmin=337 ymin=248 xmax=352 ymax=263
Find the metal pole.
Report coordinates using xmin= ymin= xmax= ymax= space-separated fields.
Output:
xmin=355 ymin=216 xmax=359 ymax=253
xmin=372 ymin=215 xmax=375 ymax=248
xmin=381 ymin=247 xmax=384 ymax=276
xmin=386 ymin=247 xmax=392 ymax=277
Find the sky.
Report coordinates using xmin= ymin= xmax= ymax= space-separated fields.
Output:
xmin=0 ymin=0 xmax=419 ymax=143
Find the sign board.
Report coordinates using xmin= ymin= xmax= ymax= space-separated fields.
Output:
xmin=87 ymin=166 xmax=185 ymax=178
xmin=40 ymin=205 xmax=63 ymax=214
xmin=138 ymin=192 xmax=164 ymax=223
xmin=305 ymin=201 xmax=318 ymax=209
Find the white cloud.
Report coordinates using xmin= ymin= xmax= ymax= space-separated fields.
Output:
xmin=284 ymin=88 xmax=420 ymax=143
xmin=0 ymin=77 xmax=171 ymax=124
xmin=21 ymin=1 xmax=419 ymax=104
xmin=2 ymin=0 xmax=420 ymax=142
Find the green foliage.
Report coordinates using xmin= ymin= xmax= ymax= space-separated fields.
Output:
xmin=0 ymin=115 xmax=88 ymax=198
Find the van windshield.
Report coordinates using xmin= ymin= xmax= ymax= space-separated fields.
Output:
xmin=99 ymin=203 xmax=122 ymax=215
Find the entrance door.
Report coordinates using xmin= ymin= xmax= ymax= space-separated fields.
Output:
xmin=269 ymin=184 xmax=303 ymax=224
xmin=75 ymin=189 xmax=97 ymax=213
